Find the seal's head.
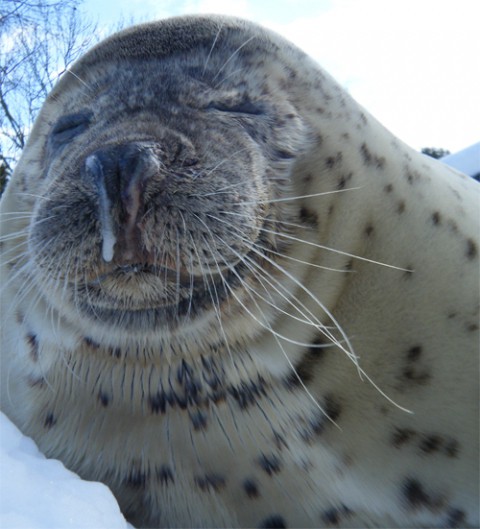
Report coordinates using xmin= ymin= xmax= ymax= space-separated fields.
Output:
xmin=11 ymin=16 xmax=309 ymax=342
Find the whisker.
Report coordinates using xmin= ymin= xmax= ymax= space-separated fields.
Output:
xmin=63 ymin=67 xmax=93 ymax=91
xmin=235 ymin=186 xmax=363 ymax=206
xmin=211 ymin=213 xmax=410 ymax=272
xmin=212 ymin=36 xmax=256 ymax=82
xmin=203 ymin=24 xmax=223 ymax=77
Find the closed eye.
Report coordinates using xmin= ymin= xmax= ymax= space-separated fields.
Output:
xmin=207 ymin=100 xmax=265 ymax=116
xmin=50 ymin=111 xmax=93 ymax=146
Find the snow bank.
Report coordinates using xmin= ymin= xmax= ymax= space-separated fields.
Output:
xmin=441 ymin=142 xmax=480 ymax=178
xmin=0 ymin=412 xmax=132 ymax=529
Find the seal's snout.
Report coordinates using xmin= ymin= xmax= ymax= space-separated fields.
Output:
xmin=85 ymin=142 xmax=160 ymax=263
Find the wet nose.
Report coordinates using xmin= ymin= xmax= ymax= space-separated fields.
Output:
xmin=85 ymin=142 xmax=160 ymax=262
xmin=87 ymin=142 xmax=159 ymax=218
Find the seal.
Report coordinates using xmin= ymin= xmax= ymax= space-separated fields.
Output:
xmin=1 ymin=15 xmax=478 ymax=528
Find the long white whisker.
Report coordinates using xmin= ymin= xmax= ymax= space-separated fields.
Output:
xmin=212 ymin=36 xmax=256 ymax=82
xmin=212 ymin=213 xmax=410 ymax=272
xmin=203 ymin=24 xmax=223 ymax=76
xmin=236 ymin=186 xmax=363 ymax=206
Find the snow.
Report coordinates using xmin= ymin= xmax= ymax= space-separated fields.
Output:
xmin=441 ymin=142 xmax=480 ymax=179
xmin=0 ymin=412 xmax=132 ymax=529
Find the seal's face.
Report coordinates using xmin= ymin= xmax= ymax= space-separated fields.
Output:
xmin=28 ymin=42 xmax=306 ymax=332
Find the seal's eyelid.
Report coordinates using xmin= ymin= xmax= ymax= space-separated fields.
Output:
xmin=206 ymin=100 xmax=265 ymax=116
xmin=51 ymin=110 xmax=93 ymax=143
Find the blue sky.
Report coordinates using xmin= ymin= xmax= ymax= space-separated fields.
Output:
xmin=81 ymin=0 xmax=479 ymax=153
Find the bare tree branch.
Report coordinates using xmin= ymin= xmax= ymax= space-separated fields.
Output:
xmin=0 ymin=0 xmax=101 ymax=189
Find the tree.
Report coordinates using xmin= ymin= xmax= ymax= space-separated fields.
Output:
xmin=0 ymin=0 xmax=99 ymax=192
xmin=421 ymin=147 xmax=451 ymax=160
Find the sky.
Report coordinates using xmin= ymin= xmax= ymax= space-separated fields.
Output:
xmin=78 ymin=0 xmax=480 ymax=153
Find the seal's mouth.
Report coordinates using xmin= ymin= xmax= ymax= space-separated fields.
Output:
xmin=71 ymin=263 xmax=241 ymax=329
xmin=88 ymin=263 xmax=196 ymax=287
xmin=74 ymin=263 xmax=240 ymax=330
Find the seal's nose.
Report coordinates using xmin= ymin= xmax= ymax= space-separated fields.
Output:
xmin=85 ymin=142 xmax=160 ymax=263
xmin=88 ymin=142 xmax=159 ymax=219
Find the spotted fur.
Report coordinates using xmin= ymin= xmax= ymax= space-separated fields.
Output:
xmin=1 ymin=15 xmax=478 ymax=528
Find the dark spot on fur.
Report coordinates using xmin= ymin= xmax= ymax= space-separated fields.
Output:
xmin=322 ymin=508 xmax=340 ymax=525
xmin=321 ymin=505 xmax=353 ymax=526
xmin=228 ymin=376 xmax=268 ymax=410
xmin=272 ymin=431 xmax=287 ymax=450
xmin=26 ymin=333 xmax=39 ymax=362
xmin=324 ymin=394 xmax=342 ymax=422
xmin=402 ymin=478 xmax=431 ymax=508
xmin=405 ymin=169 xmax=421 ymax=185
xmin=176 ymin=359 xmax=202 ymax=408
xmin=209 ymin=388 xmax=227 ymax=405
xmin=148 ymin=389 xmax=175 ymax=414
xmin=379 ymin=405 xmax=389 ymax=415
xmin=397 ymin=200 xmax=406 ymax=214
xmin=325 ymin=156 xmax=336 ymax=169
xmin=257 ymin=453 xmax=281 ymax=476
xmin=337 ymin=171 xmax=353 ymax=190
xmin=402 ymin=346 xmax=430 ymax=384
xmin=364 ymin=224 xmax=374 ymax=237
xmin=98 ymin=390 xmax=110 ymax=407
xmin=402 ymin=478 xmax=444 ymax=510
xmin=360 ymin=143 xmax=372 ymax=164
xmin=189 ymin=409 xmax=208 ymax=431
xmin=195 ymin=473 xmax=226 ymax=492
xmin=384 ymin=183 xmax=394 ymax=193
xmin=44 ymin=412 xmax=57 ymax=429
xmin=156 ymin=464 xmax=174 ymax=485
xmin=299 ymin=207 xmax=319 ymax=229
xmin=303 ymin=409 xmax=326 ymax=440
xmin=402 ymin=366 xmax=431 ymax=385
xmin=302 ymin=394 xmax=342 ymax=440
xmin=360 ymin=143 xmax=386 ymax=169
xmin=259 ymin=515 xmax=287 ymax=528
xmin=431 ymin=212 xmax=441 ymax=225
xmin=285 ymin=335 xmax=328 ymax=388
xmin=407 ymin=345 xmax=423 ymax=361
xmin=243 ymin=478 xmax=260 ymax=498
xmin=325 ymin=151 xmax=343 ymax=170
xmin=149 ymin=391 xmax=167 ymax=414
xmin=444 ymin=439 xmax=460 ymax=458
xmin=392 ymin=428 xmax=416 ymax=448
xmin=84 ymin=336 xmax=100 ymax=349
xmin=467 ymin=323 xmax=479 ymax=332
xmin=303 ymin=173 xmax=313 ymax=183
xmin=109 ymin=346 xmax=122 ymax=359
xmin=446 ymin=507 xmax=466 ymax=527
xmin=403 ymin=265 xmax=414 ymax=278
xmin=125 ymin=467 xmax=147 ymax=489
xmin=419 ymin=435 xmax=442 ymax=454
xmin=466 ymin=238 xmax=477 ymax=259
